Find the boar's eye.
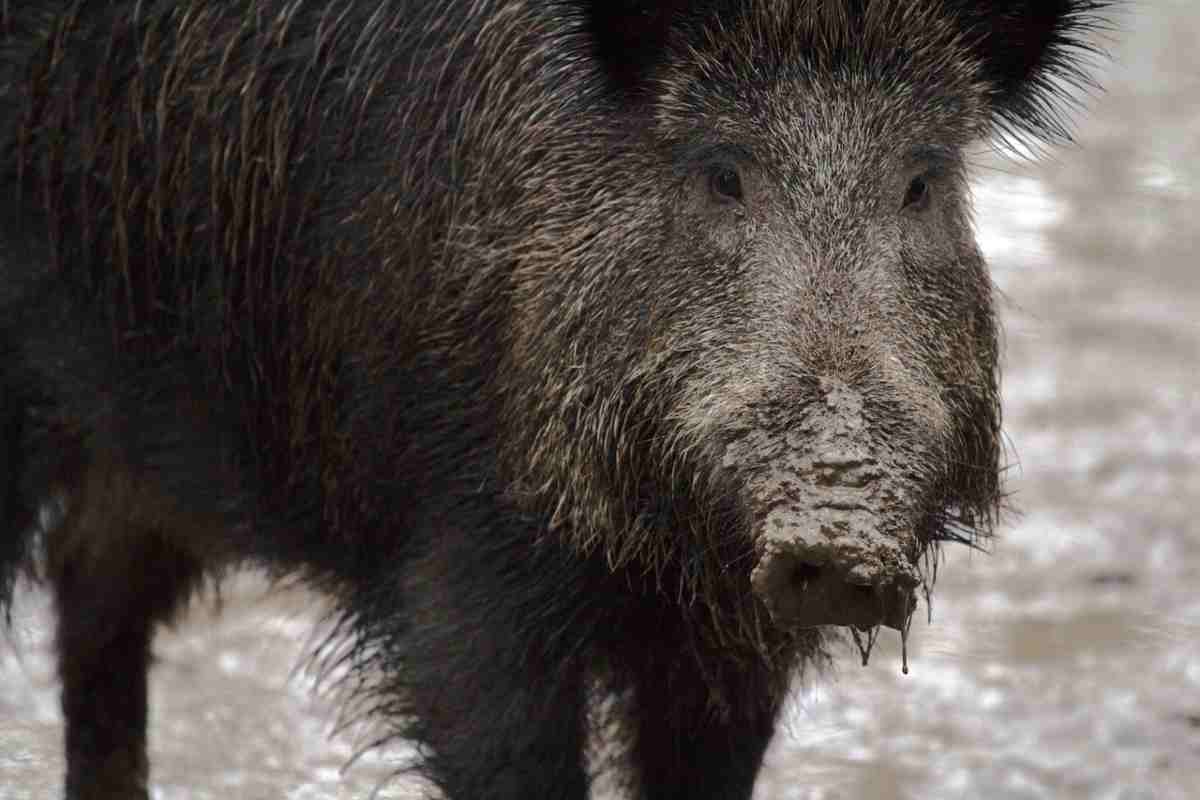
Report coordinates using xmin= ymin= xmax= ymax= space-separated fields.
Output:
xmin=707 ymin=163 xmax=744 ymax=204
xmin=902 ymin=175 xmax=931 ymax=212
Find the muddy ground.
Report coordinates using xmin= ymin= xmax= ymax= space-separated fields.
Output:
xmin=2 ymin=2 xmax=1198 ymax=798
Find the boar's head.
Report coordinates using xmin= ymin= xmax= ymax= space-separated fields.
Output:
xmin=492 ymin=0 xmax=1110 ymax=657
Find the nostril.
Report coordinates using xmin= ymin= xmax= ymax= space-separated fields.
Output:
xmin=790 ymin=562 xmax=822 ymax=589
xmin=753 ymin=541 xmax=919 ymax=631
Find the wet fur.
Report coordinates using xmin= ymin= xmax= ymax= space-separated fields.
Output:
xmin=0 ymin=2 xmax=1112 ymax=798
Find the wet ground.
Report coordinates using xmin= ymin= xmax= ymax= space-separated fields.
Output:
xmin=3 ymin=2 xmax=1198 ymax=798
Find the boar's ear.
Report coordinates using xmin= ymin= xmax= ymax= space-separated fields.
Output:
xmin=951 ymin=0 xmax=1115 ymax=144
xmin=582 ymin=0 xmax=688 ymax=91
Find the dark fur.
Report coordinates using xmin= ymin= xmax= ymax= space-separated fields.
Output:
xmin=0 ymin=2 xmax=1112 ymax=798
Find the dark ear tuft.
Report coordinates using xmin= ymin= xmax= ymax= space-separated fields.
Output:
xmin=949 ymin=0 xmax=1117 ymax=145
xmin=583 ymin=1 xmax=687 ymax=92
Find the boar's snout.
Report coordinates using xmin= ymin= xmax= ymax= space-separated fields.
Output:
xmin=747 ymin=462 xmax=924 ymax=632
xmin=751 ymin=533 xmax=920 ymax=631
xmin=735 ymin=381 xmax=927 ymax=632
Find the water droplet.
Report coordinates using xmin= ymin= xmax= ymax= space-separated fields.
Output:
xmin=900 ymin=599 xmax=915 ymax=675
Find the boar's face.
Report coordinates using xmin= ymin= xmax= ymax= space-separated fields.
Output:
xmin=645 ymin=8 xmax=1005 ymax=633
xmin=497 ymin=0 xmax=1107 ymax=643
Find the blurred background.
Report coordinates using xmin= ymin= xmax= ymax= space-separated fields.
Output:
xmin=2 ymin=2 xmax=1197 ymax=798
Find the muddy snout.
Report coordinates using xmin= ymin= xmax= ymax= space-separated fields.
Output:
xmin=748 ymin=452 xmax=922 ymax=631
xmin=733 ymin=379 xmax=929 ymax=631
xmin=750 ymin=519 xmax=920 ymax=631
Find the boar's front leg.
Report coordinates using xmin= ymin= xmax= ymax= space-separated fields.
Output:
xmin=398 ymin=504 xmax=594 ymax=800
xmin=627 ymin=646 xmax=785 ymax=800
xmin=50 ymin=504 xmax=203 ymax=800
xmin=11 ymin=288 xmax=238 ymax=799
